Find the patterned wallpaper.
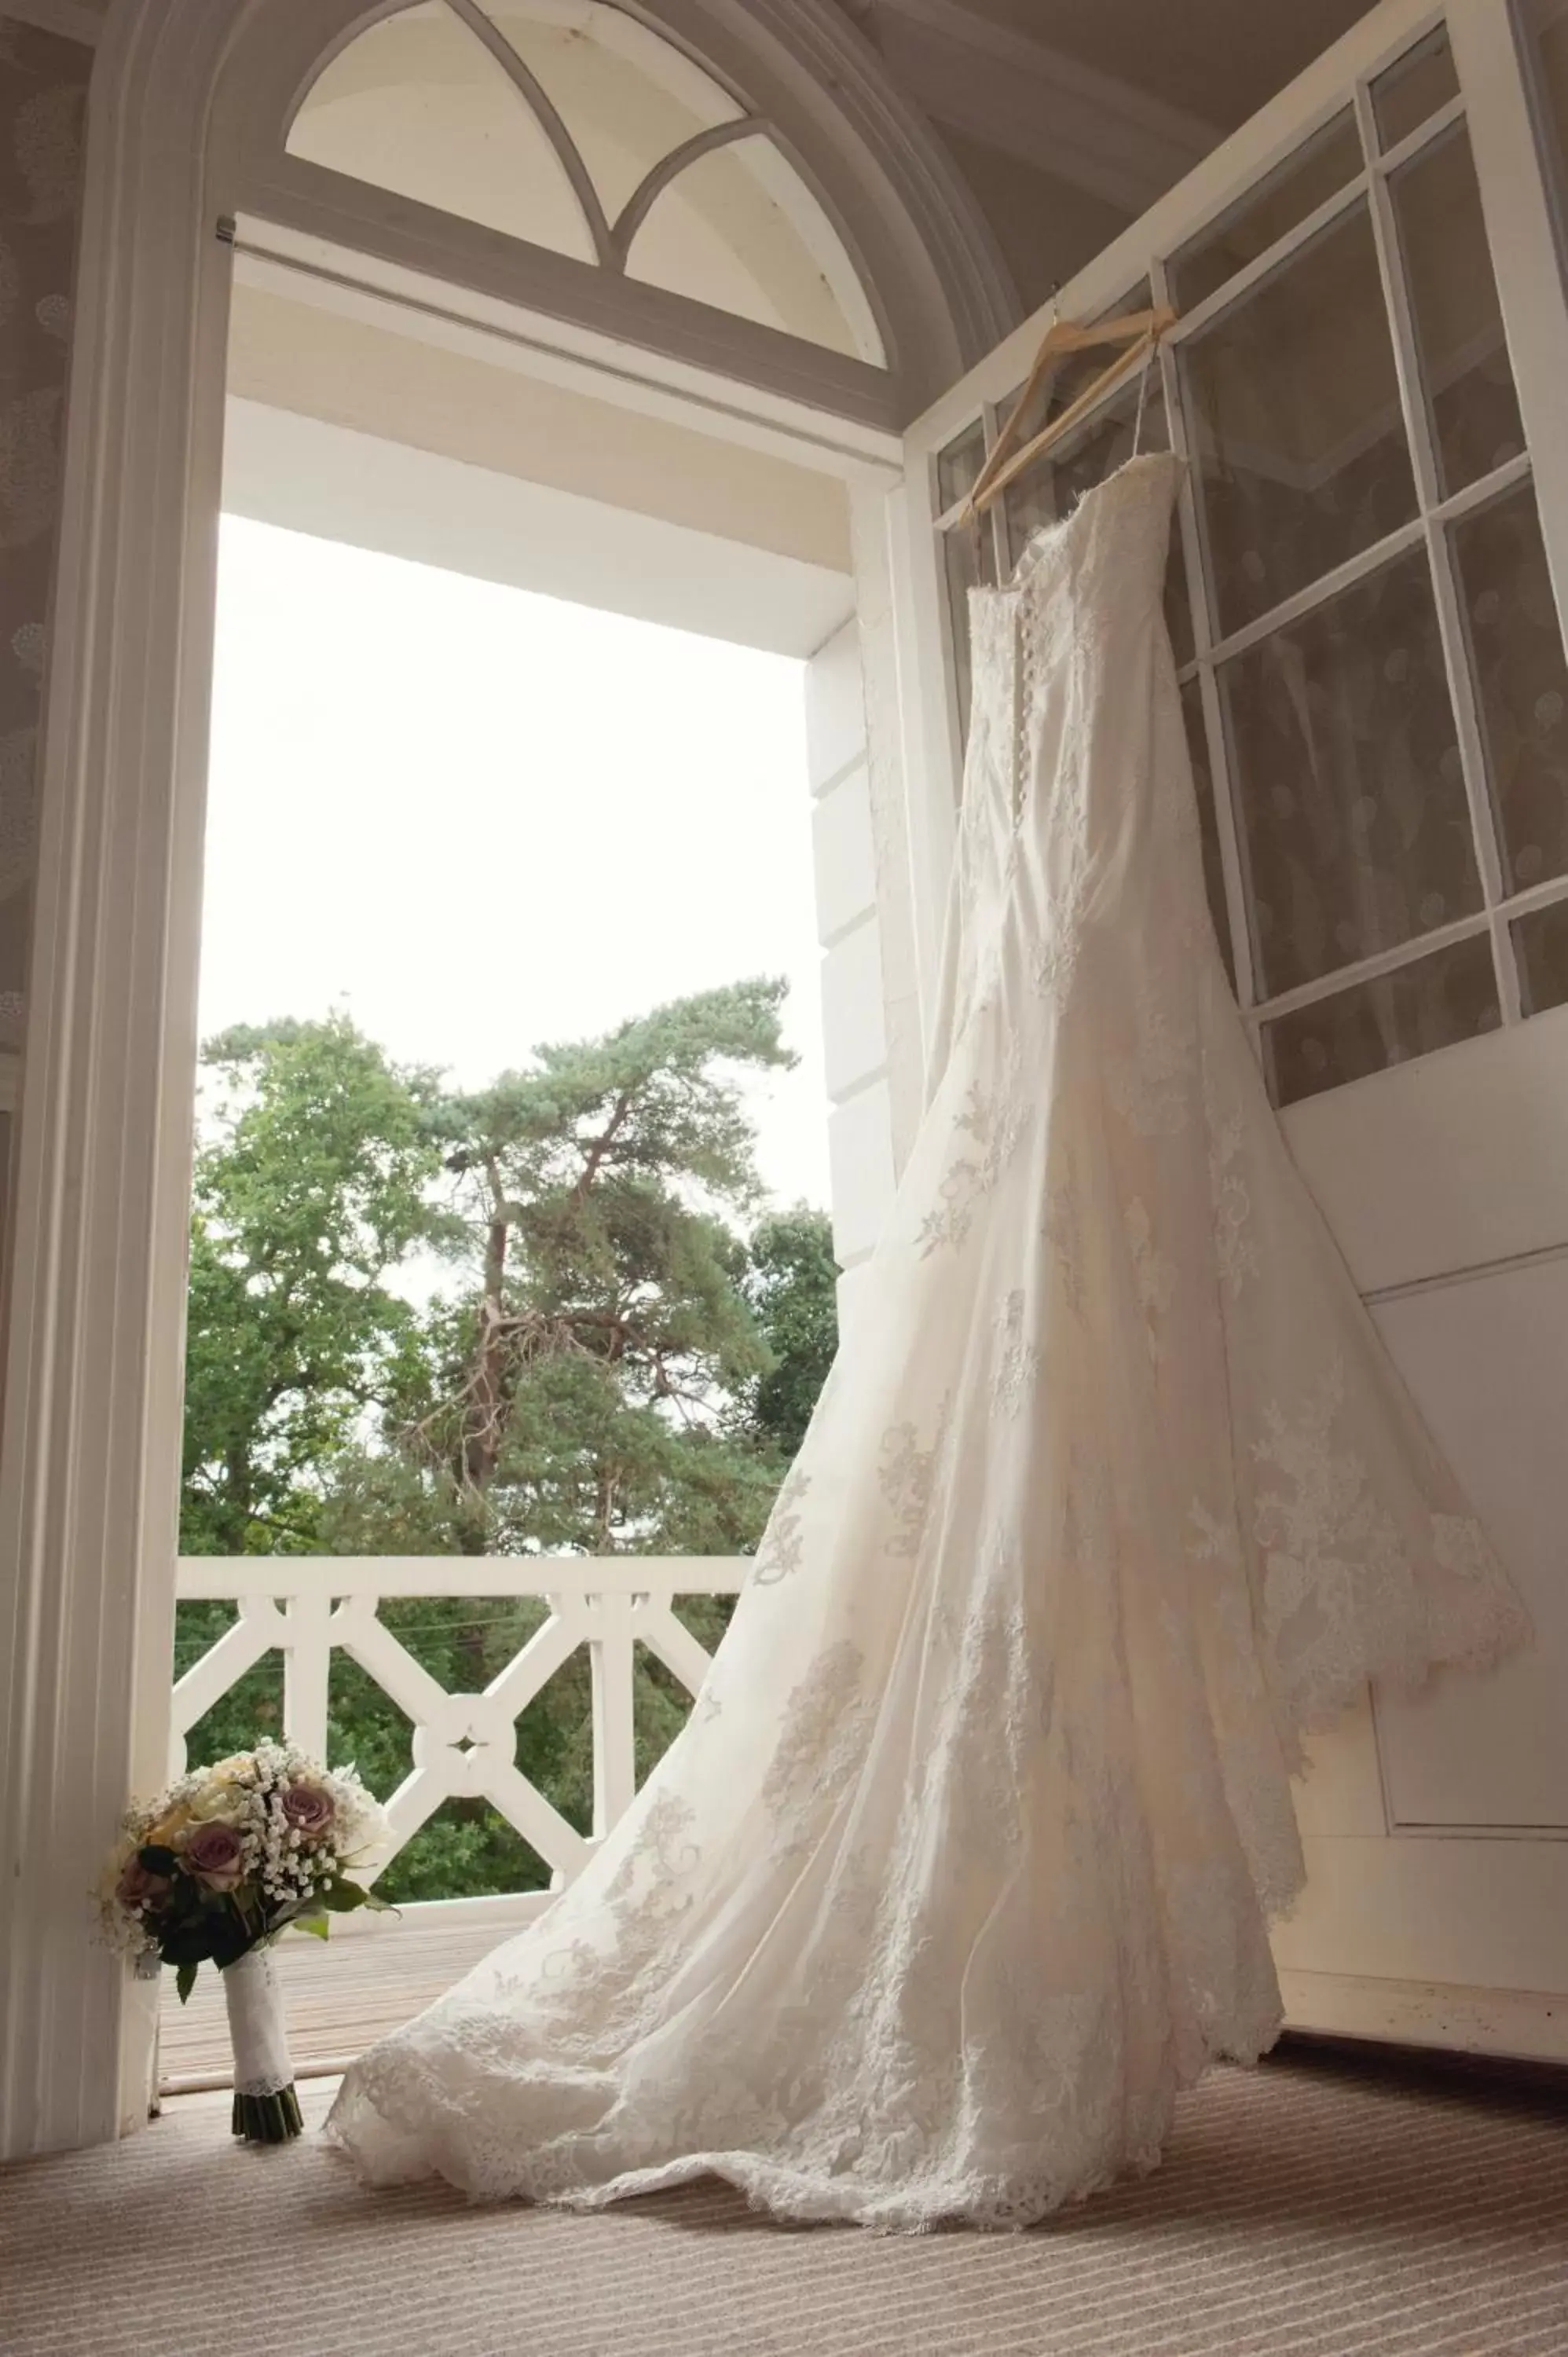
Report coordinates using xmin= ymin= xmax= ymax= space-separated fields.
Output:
xmin=0 ymin=16 xmax=90 ymax=1363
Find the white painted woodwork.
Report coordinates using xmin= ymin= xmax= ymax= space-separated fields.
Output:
xmin=826 ymin=1080 xmax=899 ymax=1266
xmin=819 ymin=917 xmax=890 ymax=1102
xmin=810 ymin=761 xmax=877 ymax=945
xmin=806 ymin=614 xmax=904 ymax=1288
xmin=1370 ymin=1261 xmax=1568 ymax=1830
xmin=227 ymin=279 xmax=856 ymax=572
xmin=223 ymin=398 xmax=855 ymax=656
xmin=894 ymin=0 xmax=1568 ymax=2062
xmin=1281 ymin=1006 xmax=1568 ymax=1293
xmin=804 ymin=612 xmax=871 ymax=792
xmin=170 ymin=1557 xmax=745 ymax=1888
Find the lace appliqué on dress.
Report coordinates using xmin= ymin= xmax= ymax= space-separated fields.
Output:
xmin=991 ymin=1288 xmax=1042 ymax=1418
xmin=1209 ymin=1112 xmax=1259 ymax=1298
xmin=1123 ymin=1197 xmax=1176 ymax=1362
xmin=916 ymin=1057 xmax=1027 ymax=1258
xmin=1109 ymin=977 xmax=1198 ymax=1138
xmin=750 ymin=1463 xmax=811 ymax=1586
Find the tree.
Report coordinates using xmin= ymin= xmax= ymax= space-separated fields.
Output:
xmin=181 ymin=1014 xmax=450 ymax=1557
xmin=738 ymin=1207 xmax=840 ymax=1460
xmin=175 ymin=982 xmax=833 ymax=1904
xmin=392 ymin=977 xmax=795 ymax=1561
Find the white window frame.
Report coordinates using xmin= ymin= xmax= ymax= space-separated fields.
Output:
xmin=896 ymin=0 xmax=1568 ymax=1086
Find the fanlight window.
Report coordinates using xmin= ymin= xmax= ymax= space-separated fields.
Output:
xmin=288 ymin=0 xmax=886 ymax=362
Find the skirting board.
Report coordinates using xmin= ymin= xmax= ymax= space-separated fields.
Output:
xmin=1280 ymin=1967 xmax=1568 ymax=2063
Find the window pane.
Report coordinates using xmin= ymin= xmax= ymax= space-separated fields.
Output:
xmin=942 ymin=524 xmax=994 ymax=747
xmin=1514 ymin=894 xmax=1568 ymax=1014
xmin=936 ymin=418 xmax=987 ymax=515
xmin=1389 ymin=123 xmax=1524 ymax=497
xmin=1372 ymin=26 xmax=1460 ymax=150
xmin=994 ymin=282 xmax=1156 ymax=456
xmin=1000 ymin=376 xmax=1167 ymax=570
xmin=1180 ymin=677 xmax=1236 ymax=986
xmin=1264 ymin=933 xmax=1500 ymax=1105
xmin=1167 ymin=112 xmax=1363 ymax=313
xmin=476 ymin=0 xmax=740 ymax=222
xmin=1453 ymin=482 xmax=1568 ymax=893
xmin=1220 ymin=545 xmax=1478 ymax=996
xmin=1524 ymin=0 xmax=1568 ymax=214
xmin=287 ymin=1 xmax=597 ymax=260
xmin=627 ymin=135 xmax=877 ymax=358
xmin=995 ymin=377 xmax=1190 ymax=662
xmin=1180 ymin=201 xmax=1418 ymax=636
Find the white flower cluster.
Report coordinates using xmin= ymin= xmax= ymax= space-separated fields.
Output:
xmin=100 ymin=1739 xmax=391 ymax=1945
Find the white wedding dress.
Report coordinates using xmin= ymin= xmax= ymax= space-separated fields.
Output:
xmin=326 ymin=451 xmax=1530 ymax=2228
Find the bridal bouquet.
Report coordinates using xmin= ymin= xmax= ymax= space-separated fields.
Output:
xmin=101 ymin=1739 xmax=390 ymax=2141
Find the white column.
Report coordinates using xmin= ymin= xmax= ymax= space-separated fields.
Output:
xmin=0 ymin=0 xmax=240 ymax=2161
xmin=805 ymin=613 xmax=899 ymax=1332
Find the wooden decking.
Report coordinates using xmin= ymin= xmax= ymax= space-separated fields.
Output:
xmin=157 ymin=1909 xmax=528 ymax=2089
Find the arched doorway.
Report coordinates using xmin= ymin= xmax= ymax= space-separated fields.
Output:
xmin=0 ymin=0 xmax=1012 ymax=2161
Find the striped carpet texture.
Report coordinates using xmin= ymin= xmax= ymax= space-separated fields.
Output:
xmin=2 ymin=2048 xmax=1566 ymax=2356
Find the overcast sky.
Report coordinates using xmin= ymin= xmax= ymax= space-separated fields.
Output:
xmin=199 ymin=515 xmax=830 ymax=1211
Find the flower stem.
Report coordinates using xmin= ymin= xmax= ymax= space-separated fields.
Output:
xmin=231 ymin=2084 xmax=304 ymax=2143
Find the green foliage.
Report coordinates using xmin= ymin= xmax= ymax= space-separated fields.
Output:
xmin=738 ymin=1207 xmax=841 ymax=1459
xmin=176 ymin=984 xmax=838 ymax=1904
xmin=181 ymin=1014 xmax=452 ymax=1556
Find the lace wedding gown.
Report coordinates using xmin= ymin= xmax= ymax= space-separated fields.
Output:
xmin=326 ymin=451 xmax=1530 ymax=2228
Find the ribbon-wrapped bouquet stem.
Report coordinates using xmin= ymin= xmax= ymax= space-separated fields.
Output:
xmin=101 ymin=1740 xmax=390 ymax=2141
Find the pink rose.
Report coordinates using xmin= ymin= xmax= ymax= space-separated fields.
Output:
xmin=184 ymin=1820 xmax=245 ymax=1892
xmin=115 ymin=1855 xmax=170 ymax=1910
xmin=280 ymin=1783 xmax=334 ymax=1838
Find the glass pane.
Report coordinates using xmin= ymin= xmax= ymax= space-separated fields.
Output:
xmin=1525 ymin=0 xmax=1568 ymax=208
xmin=1372 ymin=26 xmax=1460 ymax=150
xmin=1389 ymin=123 xmax=1524 ymax=497
xmin=1000 ymin=376 xmax=1168 ymax=572
xmin=990 ymin=283 xmax=1154 ymax=465
xmin=627 ymin=134 xmax=877 ymax=358
xmin=1220 ymin=545 xmax=1478 ymax=997
xmin=287 ymin=0 xmax=597 ymax=260
xmin=936 ymin=418 xmax=987 ymax=515
xmin=1453 ymin=482 xmax=1568 ymax=893
xmin=1515 ymin=894 xmax=1568 ymax=1014
xmin=943 ymin=524 xmax=994 ymax=747
xmin=476 ymin=0 xmax=741 ymax=222
xmin=994 ymin=372 xmax=1193 ymax=666
xmin=1263 ymin=933 xmax=1500 ymax=1105
xmin=1167 ymin=112 xmax=1363 ymax=313
xmin=1180 ymin=677 xmax=1236 ymax=985
xmin=1181 ymin=201 xmax=1418 ymax=637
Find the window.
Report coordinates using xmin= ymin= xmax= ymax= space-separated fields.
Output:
xmin=287 ymin=0 xmax=885 ymax=362
xmin=929 ymin=20 xmax=1568 ymax=1108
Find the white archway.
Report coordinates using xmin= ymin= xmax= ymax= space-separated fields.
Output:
xmin=0 ymin=0 xmax=1010 ymax=2160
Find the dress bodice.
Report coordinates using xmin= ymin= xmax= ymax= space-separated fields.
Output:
xmin=965 ymin=449 xmax=1181 ymax=845
xmin=925 ymin=451 xmax=1186 ymax=1098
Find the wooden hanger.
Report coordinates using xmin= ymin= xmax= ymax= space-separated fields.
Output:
xmin=960 ymin=302 xmax=1178 ymax=522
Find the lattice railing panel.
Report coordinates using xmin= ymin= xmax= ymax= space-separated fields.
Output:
xmin=171 ymin=1557 xmax=747 ymax=1889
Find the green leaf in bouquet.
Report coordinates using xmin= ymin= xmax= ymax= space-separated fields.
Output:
xmin=323 ymin=1875 xmax=397 ymax=1916
xmin=138 ymin=1846 xmax=178 ymax=1878
xmin=291 ymin=1912 xmax=330 ymax=1941
xmin=174 ymin=1962 xmax=198 ymax=2006
xmin=159 ymin=1920 xmax=218 ymax=1967
xmin=207 ymin=1910 xmax=256 ymax=1972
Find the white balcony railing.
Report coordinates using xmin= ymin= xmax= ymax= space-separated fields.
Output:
xmin=171 ymin=1556 xmax=746 ymax=1894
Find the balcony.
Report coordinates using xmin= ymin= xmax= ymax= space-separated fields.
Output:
xmin=159 ymin=1552 xmax=745 ymax=2088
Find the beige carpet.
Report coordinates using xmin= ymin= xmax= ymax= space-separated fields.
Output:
xmin=2 ymin=2049 xmax=1566 ymax=2357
